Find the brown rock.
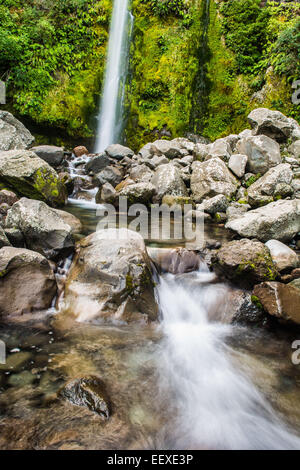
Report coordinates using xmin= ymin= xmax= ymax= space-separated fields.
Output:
xmin=0 ymin=190 xmax=18 ymax=207
xmin=73 ymin=146 xmax=88 ymax=157
xmin=253 ymin=282 xmax=300 ymax=324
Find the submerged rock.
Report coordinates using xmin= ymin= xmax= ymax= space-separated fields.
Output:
xmin=5 ymin=198 xmax=76 ymax=260
xmin=0 ymin=110 xmax=34 ymax=151
xmin=191 ymin=157 xmax=239 ymax=202
xmin=59 ymin=375 xmax=111 ymax=420
xmin=0 ymin=150 xmax=67 ymax=207
xmin=226 ymin=199 xmax=300 ymax=243
xmin=214 ymin=239 xmax=278 ymax=288
xmin=253 ymin=282 xmax=300 ymax=325
xmin=0 ymin=246 xmax=57 ymax=317
xmin=64 ymin=229 xmax=158 ymax=323
xmin=147 ymin=247 xmax=202 ymax=274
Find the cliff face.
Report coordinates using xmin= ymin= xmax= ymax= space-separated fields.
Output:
xmin=0 ymin=0 xmax=299 ymax=147
xmin=126 ymin=0 xmax=300 ymax=149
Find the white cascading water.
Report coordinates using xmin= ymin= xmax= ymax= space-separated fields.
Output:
xmin=156 ymin=266 xmax=300 ymax=450
xmin=95 ymin=0 xmax=133 ymax=153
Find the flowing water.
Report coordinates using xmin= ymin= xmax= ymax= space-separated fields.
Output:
xmin=95 ymin=0 xmax=133 ymax=153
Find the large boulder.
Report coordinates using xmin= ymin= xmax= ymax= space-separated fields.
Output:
xmin=207 ymin=138 xmax=232 ymax=161
xmin=147 ymin=247 xmax=201 ymax=274
xmin=248 ymin=108 xmax=300 ymax=142
xmin=0 ymin=246 xmax=57 ymax=317
xmin=253 ymin=282 xmax=300 ymax=325
xmin=129 ymin=164 xmax=153 ymax=183
xmin=214 ymin=239 xmax=278 ymax=288
xmin=85 ymin=153 xmax=110 ymax=174
xmin=5 ymin=198 xmax=76 ymax=260
xmin=190 ymin=157 xmax=239 ymax=202
xmin=226 ymin=199 xmax=300 ymax=243
xmin=235 ymin=135 xmax=281 ymax=174
xmin=117 ymin=182 xmax=156 ymax=206
xmin=151 ymin=163 xmax=188 ymax=202
xmin=105 ymin=144 xmax=134 ymax=160
xmin=93 ymin=166 xmax=123 ymax=188
xmin=149 ymin=139 xmax=182 ymax=159
xmin=228 ymin=154 xmax=248 ymax=178
xmin=63 ymin=229 xmax=158 ymax=323
xmin=0 ymin=111 xmax=34 ymax=151
xmin=30 ymin=145 xmax=64 ymax=168
xmin=0 ymin=150 xmax=67 ymax=207
xmin=265 ymin=240 xmax=299 ymax=273
xmin=247 ymin=163 xmax=293 ymax=207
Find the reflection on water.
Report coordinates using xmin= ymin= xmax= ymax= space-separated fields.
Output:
xmin=0 ymin=200 xmax=300 ymax=449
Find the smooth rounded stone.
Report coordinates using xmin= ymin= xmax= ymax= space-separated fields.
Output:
xmin=207 ymin=138 xmax=232 ymax=161
xmin=149 ymin=155 xmax=169 ymax=167
xmin=162 ymin=195 xmax=192 ymax=207
xmin=147 ymin=247 xmax=202 ymax=274
xmin=226 ymin=202 xmax=250 ymax=222
xmin=58 ymin=375 xmax=111 ymax=419
xmin=93 ymin=166 xmax=123 ymax=188
xmin=63 ymin=229 xmax=158 ymax=323
xmin=151 ymin=163 xmax=188 ymax=202
xmin=95 ymin=182 xmax=117 ymax=204
xmin=0 ymin=246 xmax=57 ymax=317
xmin=129 ymin=164 xmax=153 ymax=183
xmin=193 ymin=143 xmax=209 ymax=161
xmin=0 ymin=189 xmax=18 ymax=206
xmin=248 ymin=108 xmax=300 ymax=142
xmin=85 ymin=153 xmax=110 ymax=174
xmin=0 ymin=226 xmax=11 ymax=248
xmin=228 ymin=154 xmax=248 ymax=178
xmin=247 ymin=163 xmax=293 ymax=207
xmin=236 ymin=135 xmax=281 ymax=175
xmin=8 ymin=370 xmax=35 ymax=387
xmin=190 ymin=157 xmax=239 ymax=203
xmin=0 ymin=110 xmax=34 ymax=151
xmin=226 ymin=199 xmax=300 ymax=243
xmin=5 ymin=198 xmax=75 ymax=260
xmin=150 ymin=139 xmax=182 ymax=159
xmin=0 ymin=351 xmax=32 ymax=371
xmin=117 ymin=182 xmax=156 ymax=205
xmin=0 ymin=150 xmax=67 ymax=207
xmin=105 ymin=144 xmax=134 ymax=160
xmin=265 ymin=240 xmax=299 ymax=273
xmin=198 ymin=194 xmax=229 ymax=215
xmin=73 ymin=146 xmax=88 ymax=157
xmin=253 ymin=282 xmax=300 ymax=324
xmin=31 ymin=145 xmax=64 ymax=168
xmin=214 ymin=239 xmax=278 ymax=288
xmin=288 ymin=140 xmax=300 ymax=159
xmin=138 ymin=142 xmax=153 ymax=160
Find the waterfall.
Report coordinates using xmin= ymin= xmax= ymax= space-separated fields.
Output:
xmin=156 ymin=268 xmax=300 ymax=450
xmin=95 ymin=0 xmax=133 ymax=153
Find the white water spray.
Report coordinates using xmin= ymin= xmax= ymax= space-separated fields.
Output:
xmin=156 ymin=268 xmax=300 ymax=450
xmin=95 ymin=0 xmax=133 ymax=153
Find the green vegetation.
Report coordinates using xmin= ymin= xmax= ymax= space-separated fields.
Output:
xmin=0 ymin=0 xmax=112 ymax=138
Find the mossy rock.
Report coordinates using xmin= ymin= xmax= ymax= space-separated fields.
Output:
xmin=0 ymin=150 xmax=67 ymax=207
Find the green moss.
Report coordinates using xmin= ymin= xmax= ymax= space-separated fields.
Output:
xmin=245 ymin=174 xmax=261 ymax=188
xmin=251 ymin=295 xmax=263 ymax=310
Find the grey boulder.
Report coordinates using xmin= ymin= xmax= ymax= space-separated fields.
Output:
xmin=247 ymin=163 xmax=293 ymax=207
xmin=248 ymin=108 xmax=300 ymax=142
xmin=31 ymin=145 xmax=64 ymax=168
xmin=151 ymin=163 xmax=188 ymax=202
xmin=0 ymin=111 xmax=34 ymax=151
xmin=236 ymin=135 xmax=281 ymax=175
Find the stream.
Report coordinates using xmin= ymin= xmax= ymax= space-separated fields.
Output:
xmin=0 ymin=199 xmax=300 ymax=450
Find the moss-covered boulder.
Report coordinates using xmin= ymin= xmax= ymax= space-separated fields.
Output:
xmin=0 ymin=150 xmax=67 ymax=207
xmin=214 ymin=239 xmax=278 ymax=288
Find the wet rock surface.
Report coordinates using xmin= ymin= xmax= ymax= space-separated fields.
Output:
xmin=253 ymin=282 xmax=300 ymax=325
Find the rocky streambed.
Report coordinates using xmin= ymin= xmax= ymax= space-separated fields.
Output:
xmin=0 ymin=108 xmax=300 ymax=449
